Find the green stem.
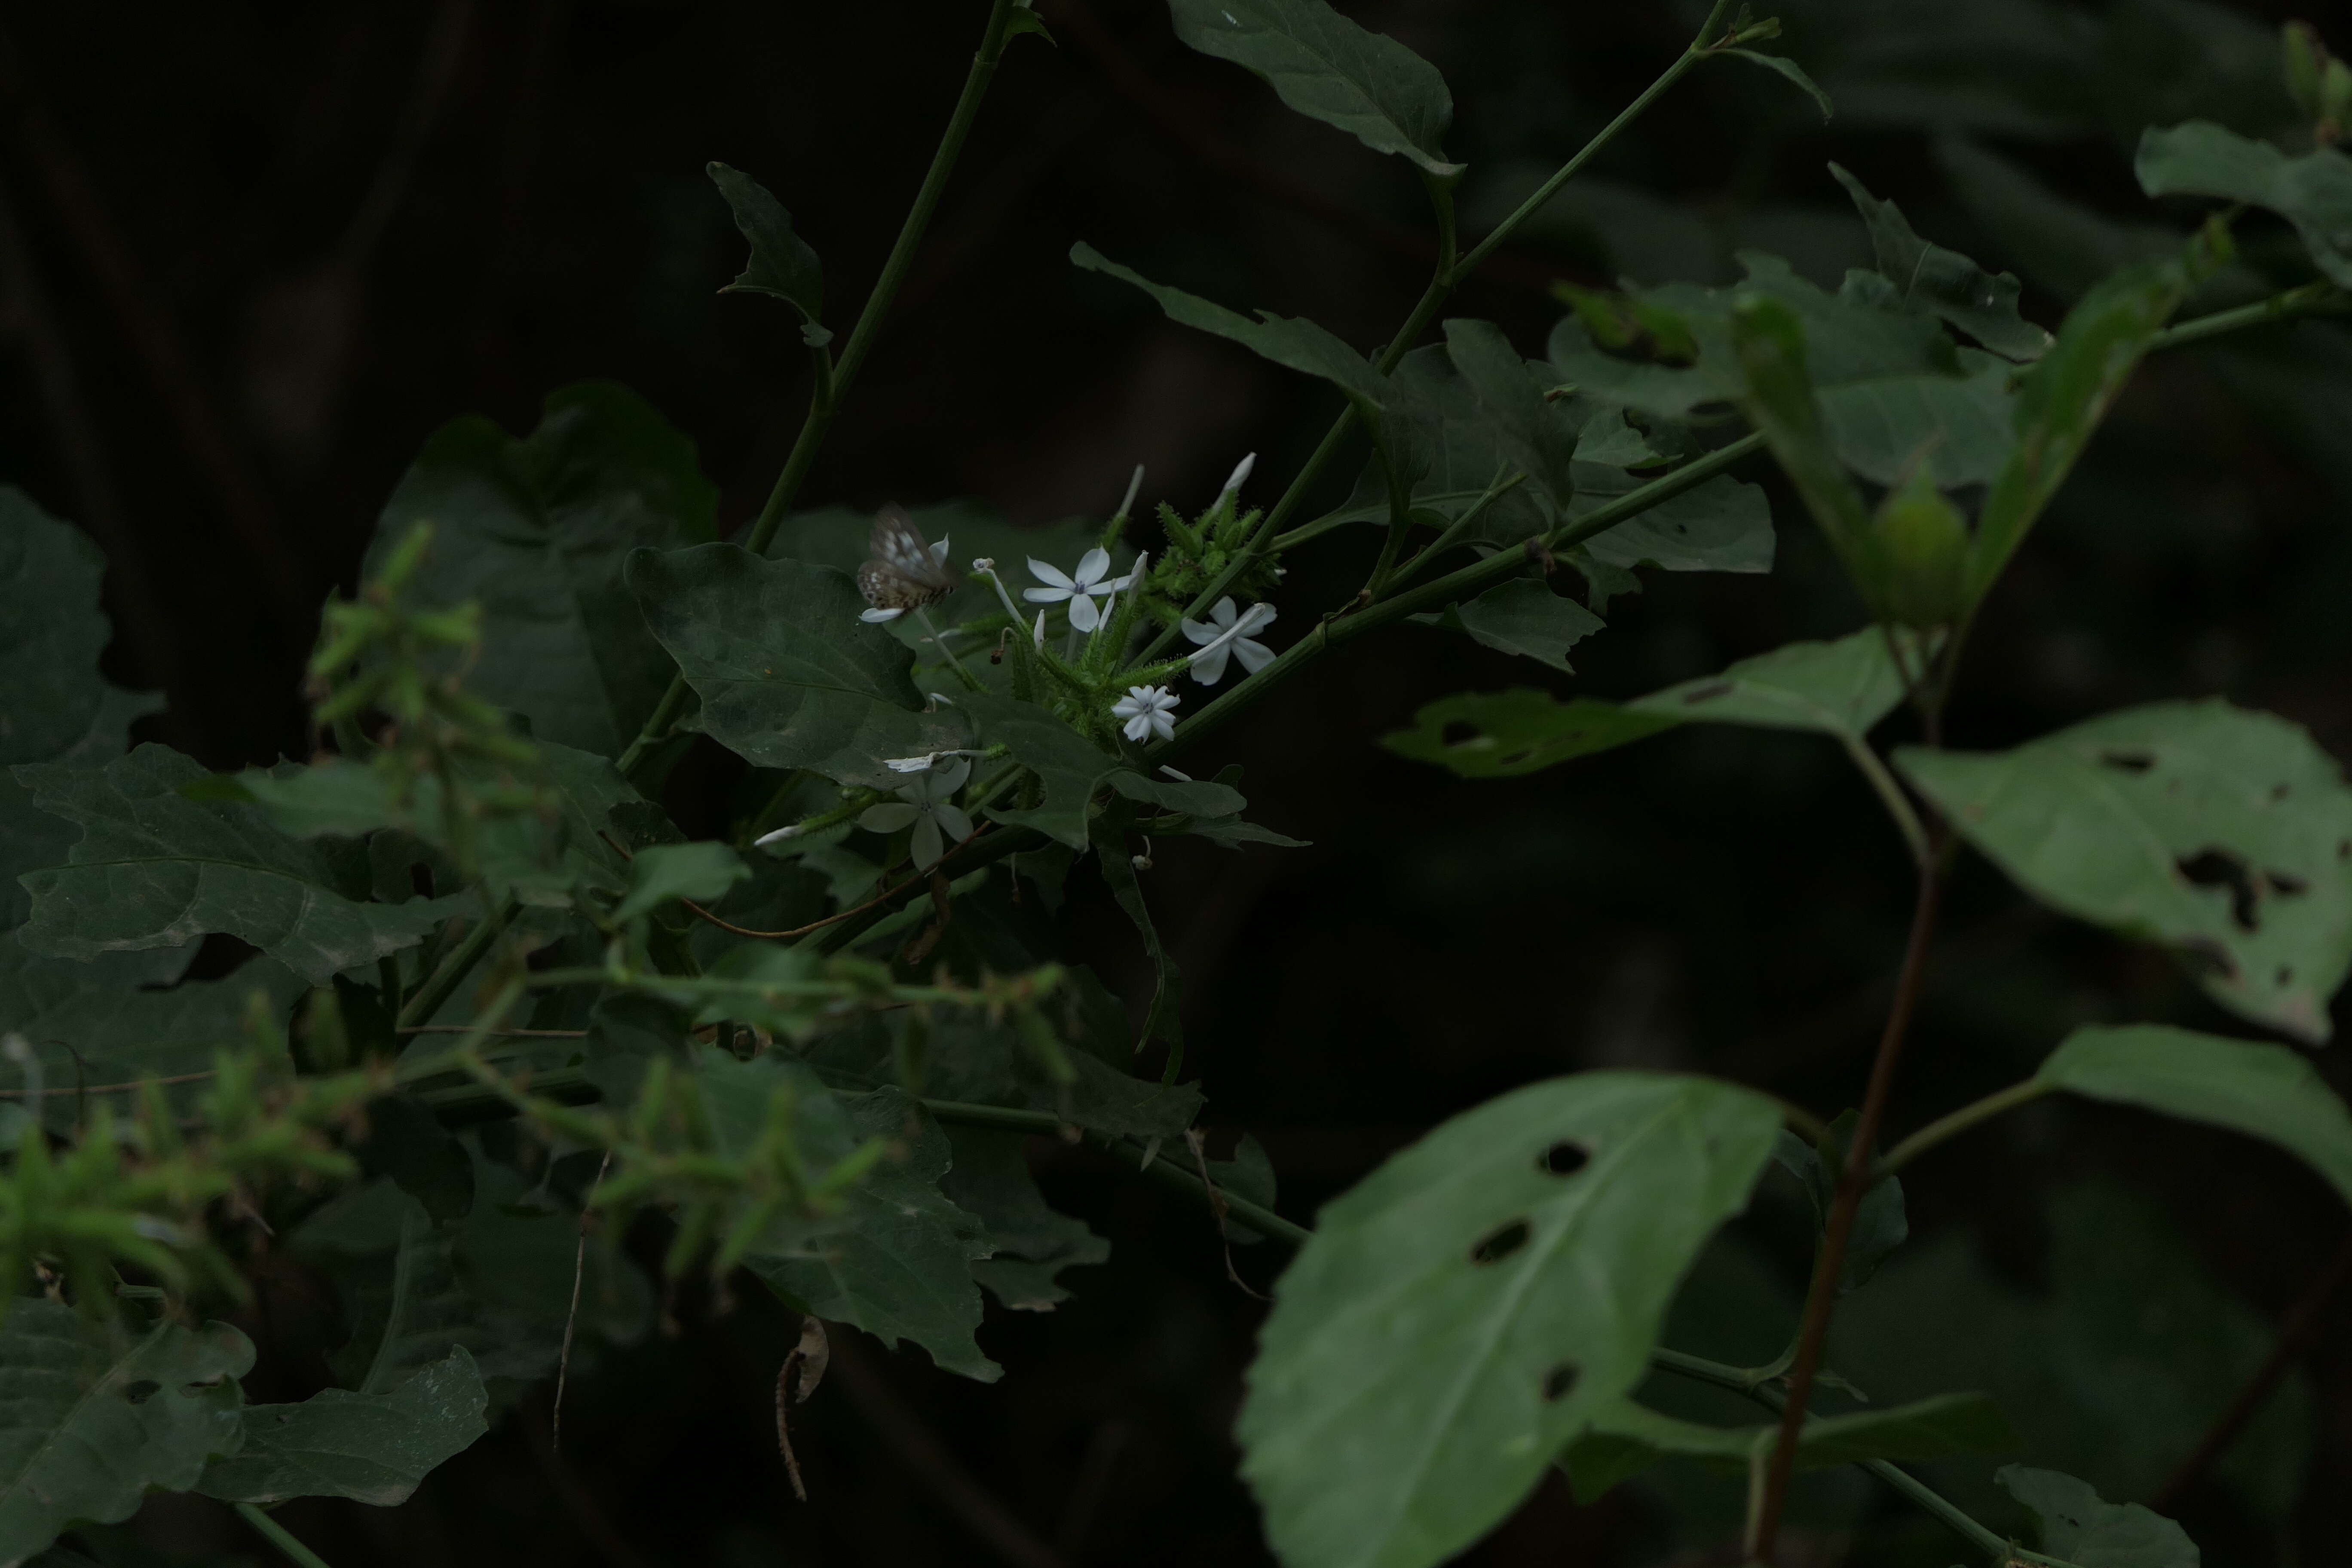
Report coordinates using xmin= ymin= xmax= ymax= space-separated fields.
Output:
xmin=617 ymin=0 xmax=1021 ymax=781
xmin=395 ymin=897 xmax=516 ymax=1029
xmin=1375 ymin=470 xmax=1526 ymax=594
xmin=1877 ymin=1077 xmax=2051 ymax=1176
xmin=1838 ymin=734 xmax=1930 ymax=869
xmin=235 ymin=1502 xmax=337 ymax=1568
xmin=2146 ymin=280 xmax=2343 ymax=353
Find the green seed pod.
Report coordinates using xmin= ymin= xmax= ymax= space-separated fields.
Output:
xmin=1873 ymin=466 xmax=1970 ymax=630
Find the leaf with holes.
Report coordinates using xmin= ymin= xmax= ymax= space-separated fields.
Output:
xmin=1998 ymin=1465 xmax=2199 ymax=1568
xmin=625 ymin=542 xmax=972 ymax=788
xmin=942 ymin=1126 xmax=1109 ymax=1311
xmin=2035 ymin=1025 xmax=2352 ymax=1204
xmin=14 ymin=745 xmax=466 ymax=986
xmin=1830 ymin=163 xmax=2049 ymax=361
xmin=1558 ymin=1390 xmax=2016 ymax=1503
xmin=1165 ymin=0 xmax=1460 ymax=179
xmin=0 ymin=1305 xmax=251 ymax=1562
xmin=370 ymin=383 xmax=718 ymax=757
xmin=1385 ymin=628 xmax=1912 ymax=779
xmin=2136 ymin=121 xmax=2352 ymax=288
xmin=196 ymin=1348 xmax=487 ymax=1507
xmin=1898 ymin=701 xmax=2352 ymax=1041
xmin=1236 ymin=1072 xmax=1782 ymax=1568
xmin=1409 ymin=580 xmax=1603 ymax=674
xmin=1073 ymin=243 xmax=1387 ymax=405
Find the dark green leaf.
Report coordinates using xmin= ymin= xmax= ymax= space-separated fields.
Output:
xmin=1558 ymin=1391 xmax=2014 ymax=1504
xmin=1815 ymin=351 xmax=2018 ymax=487
xmin=1237 ymin=1072 xmax=1782 ymax=1568
xmin=1728 ymin=294 xmax=1881 ymax=593
xmin=961 ymin=693 xmax=1115 ymax=850
xmin=1208 ymin=1132 xmax=1278 ymax=1244
xmin=371 ymin=384 xmax=718 ymax=757
xmin=1384 ymin=691 xmax=1676 ymax=779
xmin=1725 ymin=50 xmax=1835 ymax=123
xmin=1164 ymin=0 xmax=1460 ymax=178
xmin=2136 ymin=120 xmax=2352 ymax=288
xmin=1330 ymin=348 xmax=1550 ymax=544
xmin=0 ymin=1306 xmax=251 ymax=1561
xmin=0 ymin=488 xmax=160 ymax=772
xmin=1998 ymin=1465 xmax=2198 ymax=1568
xmin=1103 ymin=770 xmax=1246 ymax=821
xmin=1442 ymin=319 xmax=1579 ymax=507
xmin=197 ymin=1348 xmax=487 ymax=1507
xmin=626 ymin=542 xmax=972 ymax=787
xmin=1770 ymin=1111 xmax=1907 ymax=1294
xmin=1409 ymin=579 xmax=1602 ymax=674
xmin=1829 ymin=163 xmax=2049 ymax=360
xmin=1072 ymin=243 xmax=1387 ymax=405
xmin=942 ymin=1127 xmax=1107 ymax=1311
xmin=613 ymin=841 xmax=750 ymax=923
xmin=2036 ymin=1025 xmax=2352 ymax=1204
xmin=1568 ymin=414 xmax=1776 ymax=572
xmin=15 ymin=745 xmax=466 ymax=986
xmin=1898 ymin=700 xmax=2352 ymax=1041
xmin=707 ymin=162 xmax=824 ymax=336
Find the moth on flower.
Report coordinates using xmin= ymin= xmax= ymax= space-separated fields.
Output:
xmin=856 ymin=504 xmax=957 ymax=623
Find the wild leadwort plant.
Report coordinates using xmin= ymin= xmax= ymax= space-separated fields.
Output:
xmin=6 ymin=2 xmax=2352 ymax=1565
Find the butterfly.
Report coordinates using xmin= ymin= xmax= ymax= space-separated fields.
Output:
xmin=856 ymin=505 xmax=957 ymax=622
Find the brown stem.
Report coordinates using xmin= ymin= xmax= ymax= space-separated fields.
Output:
xmin=2151 ymin=1227 xmax=2352 ymax=1512
xmin=1749 ymin=842 xmax=1947 ymax=1561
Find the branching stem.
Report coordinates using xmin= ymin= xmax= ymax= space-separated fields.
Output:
xmin=1876 ymin=1077 xmax=2050 ymax=1176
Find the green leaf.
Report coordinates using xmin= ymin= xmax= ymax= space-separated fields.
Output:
xmin=1331 ymin=348 xmax=1551 ymax=544
xmin=1998 ymin=1465 xmax=2198 ymax=1568
xmin=0 ymin=488 xmax=160 ymax=771
xmin=1828 ymin=163 xmax=2049 ymax=361
xmin=1103 ymin=770 xmax=1246 ymax=822
xmin=942 ymin=1126 xmax=1108 ymax=1311
xmin=1568 ymin=413 xmax=1776 ymax=573
xmin=961 ymin=693 xmax=1115 ymax=850
xmin=197 ymin=1348 xmax=487 ymax=1507
xmin=0 ymin=942 xmax=305 ymax=1133
xmin=722 ymin=1063 xmax=998 ymax=1380
xmin=625 ymin=542 xmax=971 ymax=787
xmin=1728 ymin=293 xmax=1881 ymax=592
xmin=1164 ymin=0 xmax=1461 ymax=179
xmin=707 ymin=162 xmax=825 ymax=339
xmin=1898 ymin=700 xmax=2352 ymax=1041
xmin=1409 ymin=579 xmax=1602 ymax=674
xmin=2136 ymin=120 xmax=2352 ymax=288
xmin=14 ymin=745 xmax=466 ymax=986
xmin=1770 ymin=1111 xmax=1907 ymax=1294
xmin=1385 ymin=628 xmax=1911 ymax=779
xmin=1964 ymin=245 xmax=2205 ymax=603
xmin=2035 ymin=1025 xmax=2352 ymax=1204
xmin=1815 ymin=350 xmax=2018 ymax=487
xmin=1558 ymin=1391 xmax=2015 ymax=1504
xmin=0 ymin=1306 xmax=251 ymax=1561
xmin=1236 ymin=1072 xmax=1782 ymax=1568
xmin=613 ymin=841 xmax=750 ymax=923
xmin=1725 ymin=50 xmax=1835 ymax=123
xmin=371 ymin=383 xmax=718 ymax=757
xmin=1442 ymin=319 xmax=1579 ymax=508
xmin=1071 ymin=243 xmax=1388 ymax=405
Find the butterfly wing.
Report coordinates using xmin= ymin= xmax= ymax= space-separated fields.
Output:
xmin=859 ymin=505 xmax=957 ymax=611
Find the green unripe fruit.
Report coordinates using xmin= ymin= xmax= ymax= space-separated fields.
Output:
xmin=1873 ymin=468 xmax=1970 ymax=630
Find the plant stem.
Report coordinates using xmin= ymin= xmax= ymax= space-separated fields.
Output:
xmin=395 ymin=897 xmax=516 ymax=1029
xmin=235 ymin=1503 xmax=337 ymax=1568
xmin=1373 ymin=470 xmax=1526 ymax=594
xmin=1837 ymin=734 xmax=1930 ymax=870
xmin=1749 ymin=841 xmax=1947 ymax=1562
xmin=616 ymin=0 xmax=1021 ymax=780
xmin=2146 ymin=280 xmax=2343 ymax=353
xmin=1876 ymin=1076 xmax=2051 ymax=1176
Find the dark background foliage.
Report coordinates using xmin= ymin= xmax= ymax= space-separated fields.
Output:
xmin=4 ymin=0 xmax=2348 ymax=1563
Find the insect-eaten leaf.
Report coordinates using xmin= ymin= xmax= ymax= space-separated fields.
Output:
xmin=1828 ymin=163 xmax=2049 ymax=361
xmin=1998 ymin=1464 xmax=2199 ymax=1568
xmin=1236 ymin=1072 xmax=1781 ymax=1568
xmin=707 ymin=162 xmax=825 ymax=338
xmin=1899 ymin=699 xmax=2352 ymax=1042
xmin=1409 ymin=579 xmax=1602 ymax=674
xmin=2136 ymin=119 xmax=2352 ymax=289
xmin=197 ymin=1348 xmax=488 ymax=1508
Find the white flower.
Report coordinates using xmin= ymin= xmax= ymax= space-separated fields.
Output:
xmin=883 ymin=748 xmax=983 ymax=774
xmin=1112 ymin=684 xmax=1180 ymax=744
xmin=858 ymin=756 xmax=974 ymax=870
xmin=859 ymin=606 xmax=905 ymax=623
xmin=1180 ymin=597 xmax=1277 ymax=685
xmin=1024 ymin=548 xmax=1132 ymax=633
xmin=1217 ymin=451 xmax=1256 ymax=502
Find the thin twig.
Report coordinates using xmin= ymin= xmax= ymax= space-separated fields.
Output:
xmin=233 ymin=1502 xmax=336 ymax=1568
xmin=1184 ymin=1129 xmax=1268 ymax=1301
xmin=680 ymin=824 xmax=991 ymax=941
xmin=0 ymin=1069 xmax=217 ymax=1099
xmin=551 ymin=1148 xmax=613 ymax=1452
xmin=397 ymin=1026 xmax=588 ymax=1038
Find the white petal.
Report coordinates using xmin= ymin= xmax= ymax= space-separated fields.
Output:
xmin=1069 ymin=592 xmax=1102 ymax=633
xmin=1024 ymin=584 xmax=1073 ymax=604
xmin=911 ymin=814 xmax=944 ymax=870
xmin=860 ymin=606 xmax=906 ymax=623
xmin=1180 ymin=616 xmax=1217 ymax=648
xmin=1148 ymin=710 xmax=1177 ymax=741
xmin=752 ymin=823 xmax=804 ymax=847
xmin=930 ymin=537 xmax=951 ymax=564
xmin=860 ymin=803 xmax=919 ymax=833
xmin=1188 ymin=642 xmax=1233 ymax=685
xmin=1032 ymin=609 xmax=1046 ymax=647
xmin=1121 ymin=711 xmax=1153 ymax=742
xmin=1219 ymin=451 xmax=1256 ymax=497
xmin=1027 ymin=557 xmax=1076 ymax=591
xmin=932 ymin=802 xmax=974 ymax=843
xmin=1158 ymin=765 xmax=1193 ymax=782
xmin=1209 ymin=596 xmax=1240 ymax=630
xmin=1235 ymin=600 xmax=1278 ymax=634
xmin=1233 ymin=637 xmax=1276 ymax=675
xmin=1073 ymin=547 xmax=1111 ymax=588
xmin=885 ymin=753 xmax=938 ymax=773
xmin=935 ymin=756 xmax=973 ymax=795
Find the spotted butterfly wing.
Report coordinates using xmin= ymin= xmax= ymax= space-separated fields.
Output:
xmin=857 ymin=505 xmax=957 ymax=613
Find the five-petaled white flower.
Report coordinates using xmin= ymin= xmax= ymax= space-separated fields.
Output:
xmin=1181 ymin=597 xmax=1277 ymax=685
xmin=1112 ymin=684 xmax=1180 ymax=744
xmin=1025 ymin=549 xmax=1132 ymax=634
xmin=859 ymin=756 xmax=974 ymax=870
